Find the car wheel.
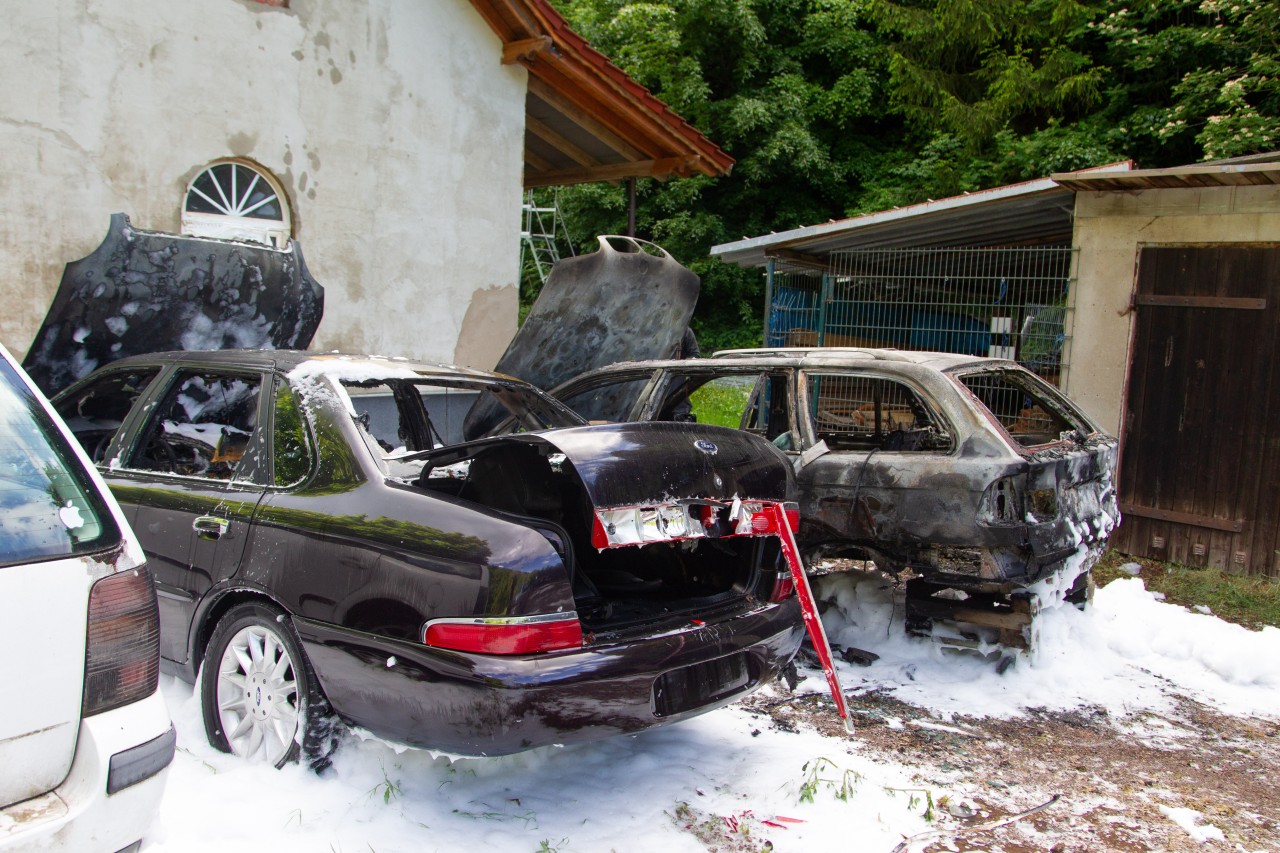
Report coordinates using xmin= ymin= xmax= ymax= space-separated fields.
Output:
xmin=200 ymin=602 xmax=340 ymax=770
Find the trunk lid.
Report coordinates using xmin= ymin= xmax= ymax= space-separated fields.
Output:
xmin=424 ymin=421 xmax=791 ymax=508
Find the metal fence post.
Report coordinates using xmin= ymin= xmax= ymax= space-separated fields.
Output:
xmin=764 ymin=258 xmax=775 ymax=346
xmin=818 ymin=272 xmax=832 ymax=347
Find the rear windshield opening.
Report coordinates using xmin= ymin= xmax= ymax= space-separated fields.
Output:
xmin=956 ymin=370 xmax=1088 ymax=448
xmin=340 ymin=378 xmax=581 ymax=480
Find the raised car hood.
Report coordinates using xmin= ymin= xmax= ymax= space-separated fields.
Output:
xmin=465 ymin=236 xmax=698 ymax=438
xmin=23 ymin=213 xmax=323 ymax=395
xmin=428 ymin=422 xmax=791 ymax=508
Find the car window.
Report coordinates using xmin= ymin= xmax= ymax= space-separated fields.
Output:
xmin=806 ymin=372 xmax=951 ymax=452
xmin=272 ymin=380 xmax=313 ymax=487
xmin=955 ymin=369 xmax=1087 ymax=448
xmin=54 ymin=368 xmax=160 ymax=463
xmin=128 ymin=370 xmax=263 ymax=480
xmin=338 ymin=378 xmax=582 ymax=480
xmin=0 ymin=356 xmax=119 ymax=566
xmin=555 ymin=375 xmax=651 ymax=423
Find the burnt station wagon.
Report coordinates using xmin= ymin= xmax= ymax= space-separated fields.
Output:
xmin=551 ymin=347 xmax=1120 ymax=648
xmin=53 ymin=350 xmax=804 ymax=765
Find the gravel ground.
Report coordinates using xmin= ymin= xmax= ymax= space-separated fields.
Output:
xmin=740 ymin=677 xmax=1280 ymax=852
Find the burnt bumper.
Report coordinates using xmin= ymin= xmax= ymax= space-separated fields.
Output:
xmin=295 ymin=598 xmax=803 ymax=756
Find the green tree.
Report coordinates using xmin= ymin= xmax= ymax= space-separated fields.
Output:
xmin=542 ymin=0 xmax=904 ymax=351
xmin=537 ymin=0 xmax=1280 ymax=349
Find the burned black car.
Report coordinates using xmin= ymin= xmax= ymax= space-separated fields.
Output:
xmin=551 ymin=347 xmax=1119 ymax=649
xmin=53 ymin=350 xmax=803 ymax=765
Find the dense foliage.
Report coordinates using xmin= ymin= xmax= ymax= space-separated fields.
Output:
xmin=529 ymin=0 xmax=1279 ymax=349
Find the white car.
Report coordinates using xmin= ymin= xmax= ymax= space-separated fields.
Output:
xmin=0 ymin=343 xmax=173 ymax=852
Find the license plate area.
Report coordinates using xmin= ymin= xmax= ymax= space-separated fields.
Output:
xmin=653 ymin=652 xmax=752 ymax=717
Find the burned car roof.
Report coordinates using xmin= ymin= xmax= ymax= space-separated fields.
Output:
xmin=53 ymin=349 xmax=805 ymax=762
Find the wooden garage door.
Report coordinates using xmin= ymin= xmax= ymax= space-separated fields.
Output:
xmin=1114 ymin=246 xmax=1280 ymax=575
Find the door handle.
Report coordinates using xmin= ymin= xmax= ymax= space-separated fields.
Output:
xmin=193 ymin=516 xmax=230 ymax=540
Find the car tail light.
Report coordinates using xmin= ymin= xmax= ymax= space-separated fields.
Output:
xmin=591 ymin=499 xmax=799 ymax=548
xmin=769 ymin=573 xmax=796 ymax=602
xmin=978 ymin=476 xmax=1023 ymax=525
xmin=84 ymin=567 xmax=160 ymax=717
xmin=424 ymin=614 xmax=583 ymax=655
xmin=783 ymin=502 xmax=800 ymax=532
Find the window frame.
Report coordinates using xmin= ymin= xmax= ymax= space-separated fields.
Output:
xmin=798 ymin=369 xmax=954 ymax=454
xmin=181 ymin=159 xmax=292 ymax=249
xmin=119 ymin=366 xmax=269 ymax=486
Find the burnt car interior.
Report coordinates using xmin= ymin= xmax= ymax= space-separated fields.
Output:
xmin=340 ymin=377 xmax=781 ymax=636
xmin=56 ymin=368 xmax=160 ymax=463
xmin=954 ymin=369 xmax=1085 ymax=448
xmin=132 ymin=371 xmax=263 ymax=479
xmin=807 ymin=373 xmax=953 ymax=452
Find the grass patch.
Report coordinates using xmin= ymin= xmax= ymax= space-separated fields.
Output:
xmin=687 ymin=381 xmax=752 ymax=428
xmin=1095 ymin=549 xmax=1280 ymax=630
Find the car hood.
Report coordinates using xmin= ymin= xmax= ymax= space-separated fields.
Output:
xmin=422 ymin=422 xmax=791 ymax=508
xmin=464 ymin=237 xmax=698 ymax=438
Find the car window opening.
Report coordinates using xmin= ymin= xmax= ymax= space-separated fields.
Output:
xmin=130 ymin=371 xmax=263 ymax=480
xmin=956 ymin=370 xmax=1087 ymax=449
xmin=807 ymin=373 xmax=952 ymax=452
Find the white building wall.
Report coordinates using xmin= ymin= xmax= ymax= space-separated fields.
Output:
xmin=1065 ymin=183 xmax=1280 ymax=435
xmin=0 ymin=0 xmax=525 ymax=369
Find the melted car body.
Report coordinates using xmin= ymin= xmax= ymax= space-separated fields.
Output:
xmin=550 ymin=348 xmax=1119 ymax=645
xmin=54 ymin=350 xmax=803 ymax=758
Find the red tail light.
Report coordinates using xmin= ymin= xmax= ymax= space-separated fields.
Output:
xmin=84 ymin=567 xmax=160 ymax=717
xmin=424 ymin=615 xmax=584 ymax=655
xmin=769 ymin=573 xmax=796 ymax=602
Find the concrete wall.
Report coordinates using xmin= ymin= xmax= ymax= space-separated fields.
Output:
xmin=0 ymin=0 xmax=525 ymax=369
xmin=1065 ymin=184 xmax=1280 ymax=435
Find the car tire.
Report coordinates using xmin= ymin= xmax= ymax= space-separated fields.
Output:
xmin=200 ymin=601 xmax=341 ymax=771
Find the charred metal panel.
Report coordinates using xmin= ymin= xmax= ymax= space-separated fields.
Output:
xmin=23 ymin=213 xmax=323 ymax=395
xmin=466 ymin=236 xmax=698 ymax=437
xmin=424 ymin=422 xmax=790 ymax=510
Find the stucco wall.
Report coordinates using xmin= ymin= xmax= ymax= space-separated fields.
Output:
xmin=0 ymin=0 xmax=525 ymax=369
xmin=1065 ymin=184 xmax=1280 ymax=435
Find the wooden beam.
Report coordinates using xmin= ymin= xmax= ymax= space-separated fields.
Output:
xmin=502 ymin=36 xmax=554 ymax=65
xmin=1118 ymin=503 xmax=1245 ymax=533
xmin=524 ymin=156 xmax=697 ymax=188
xmin=527 ymin=77 xmax=647 ymax=161
xmin=526 ymin=115 xmax=599 ymax=168
xmin=523 ymin=148 xmax=556 ymax=174
xmin=1134 ymin=294 xmax=1267 ymax=310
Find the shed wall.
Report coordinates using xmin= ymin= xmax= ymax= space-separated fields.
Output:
xmin=1066 ymin=184 xmax=1280 ymax=433
xmin=0 ymin=0 xmax=526 ymax=370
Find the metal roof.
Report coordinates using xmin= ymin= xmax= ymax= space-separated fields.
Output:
xmin=1051 ymin=160 xmax=1280 ymax=192
xmin=711 ymin=162 xmax=1133 ymax=269
xmin=712 ymin=155 xmax=1280 ymax=269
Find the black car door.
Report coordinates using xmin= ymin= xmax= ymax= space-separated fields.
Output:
xmin=108 ymin=367 xmax=269 ymax=664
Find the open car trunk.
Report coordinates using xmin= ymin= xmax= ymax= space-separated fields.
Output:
xmin=413 ymin=422 xmax=793 ymax=635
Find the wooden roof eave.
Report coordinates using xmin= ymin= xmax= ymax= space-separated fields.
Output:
xmin=469 ymin=0 xmax=733 ymax=187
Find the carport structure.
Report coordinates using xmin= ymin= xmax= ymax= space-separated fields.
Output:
xmin=713 ymin=156 xmax=1280 ymax=576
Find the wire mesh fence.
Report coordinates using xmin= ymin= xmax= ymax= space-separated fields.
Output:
xmin=765 ymin=247 xmax=1075 ymax=386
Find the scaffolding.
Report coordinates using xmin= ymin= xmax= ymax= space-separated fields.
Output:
xmin=765 ymin=246 xmax=1076 ymax=386
xmin=519 ymin=189 xmax=574 ymax=285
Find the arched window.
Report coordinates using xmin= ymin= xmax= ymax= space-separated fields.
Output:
xmin=182 ymin=160 xmax=292 ymax=248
